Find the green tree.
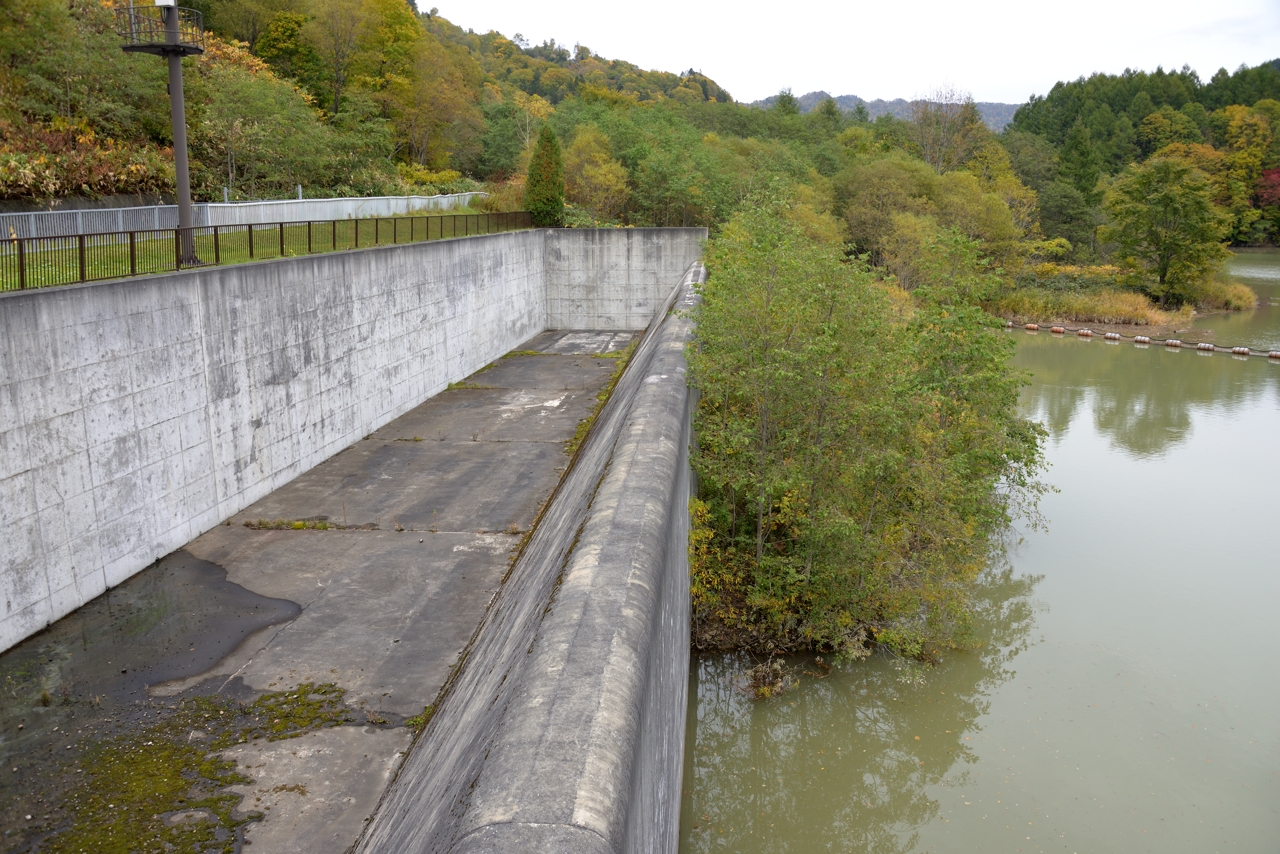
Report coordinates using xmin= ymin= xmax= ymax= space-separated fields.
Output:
xmin=1101 ymin=157 xmax=1230 ymax=306
xmin=524 ymin=123 xmax=564 ymax=226
xmin=305 ymin=0 xmax=363 ymax=115
xmin=1059 ymin=119 xmax=1102 ymax=202
xmin=563 ymin=124 xmax=629 ymax=221
xmin=1000 ymin=130 xmax=1059 ymax=192
xmin=1137 ymin=105 xmax=1203 ymax=156
xmin=192 ymin=58 xmax=337 ymax=198
xmin=256 ymin=12 xmax=325 ymax=95
xmin=477 ymin=99 xmax=523 ymax=178
xmin=772 ymin=88 xmax=800 ymax=116
xmin=1038 ymin=180 xmax=1100 ymax=257
xmin=812 ymin=97 xmax=844 ymax=135
xmin=207 ymin=0 xmax=295 ymax=52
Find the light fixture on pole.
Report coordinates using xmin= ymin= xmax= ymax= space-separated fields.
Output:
xmin=116 ymin=0 xmax=204 ymax=264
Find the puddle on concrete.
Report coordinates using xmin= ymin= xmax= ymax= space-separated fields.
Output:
xmin=0 ymin=551 xmax=299 ymax=849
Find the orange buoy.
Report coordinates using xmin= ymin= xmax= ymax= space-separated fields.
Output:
xmin=1269 ymin=351 xmax=1280 ymax=360
xmin=1166 ymin=339 xmax=1183 ymax=348
xmin=1104 ymin=332 xmax=1121 ymax=340
xmin=1050 ymin=326 xmax=1066 ymax=334
xmin=1231 ymin=347 xmax=1251 ymax=355
xmin=1134 ymin=336 xmax=1151 ymax=344
xmin=1077 ymin=329 xmax=1093 ymax=337
xmin=1197 ymin=342 xmax=1215 ymax=352
xmin=1025 ymin=323 xmax=1039 ymax=331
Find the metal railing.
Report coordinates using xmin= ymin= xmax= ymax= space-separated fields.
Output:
xmin=0 ymin=211 xmax=533 ymax=292
xmin=115 ymin=4 xmax=205 ymax=55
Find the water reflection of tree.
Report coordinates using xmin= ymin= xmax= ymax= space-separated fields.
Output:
xmin=1014 ymin=337 xmax=1278 ymax=457
xmin=680 ymin=563 xmax=1040 ymax=854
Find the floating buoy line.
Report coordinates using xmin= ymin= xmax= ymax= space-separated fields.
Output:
xmin=1009 ymin=321 xmax=1280 ymax=360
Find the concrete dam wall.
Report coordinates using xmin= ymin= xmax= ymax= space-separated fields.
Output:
xmin=356 ymin=268 xmax=701 ymax=854
xmin=0 ymin=227 xmax=703 ymax=653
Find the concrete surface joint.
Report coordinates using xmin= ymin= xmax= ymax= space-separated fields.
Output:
xmin=355 ymin=262 xmax=703 ymax=854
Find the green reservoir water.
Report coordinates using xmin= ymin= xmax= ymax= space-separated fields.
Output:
xmin=678 ymin=250 xmax=1280 ymax=853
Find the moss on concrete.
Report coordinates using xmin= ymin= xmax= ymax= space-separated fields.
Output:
xmin=566 ymin=339 xmax=637 ymax=456
xmin=40 ymin=684 xmax=352 ymax=854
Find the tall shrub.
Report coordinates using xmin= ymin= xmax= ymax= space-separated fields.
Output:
xmin=688 ymin=194 xmax=1046 ymax=660
xmin=525 ymin=124 xmax=564 ymax=226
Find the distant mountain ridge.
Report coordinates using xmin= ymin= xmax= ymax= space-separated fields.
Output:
xmin=748 ymin=91 xmax=1020 ymax=131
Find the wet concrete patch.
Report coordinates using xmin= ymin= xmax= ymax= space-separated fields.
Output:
xmin=167 ymin=530 xmax=516 ymax=717
xmin=0 ymin=550 xmax=298 ymax=725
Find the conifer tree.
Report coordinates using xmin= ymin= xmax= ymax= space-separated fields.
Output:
xmin=1059 ymin=119 xmax=1102 ymax=202
xmin=525 ymin=125 xmax=565 ymax=227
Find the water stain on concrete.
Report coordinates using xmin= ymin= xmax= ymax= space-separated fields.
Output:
xmin=0 ymin=551 xmax=299 ymax=847
xmin=3 ymin=551 xmax=299 ymax=709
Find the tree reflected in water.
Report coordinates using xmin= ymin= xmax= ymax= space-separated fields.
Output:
xmin=679 ymin=563 xmax=1040 ymax=854
xmin=1014 ymin=334 xmax=1279 ymax=458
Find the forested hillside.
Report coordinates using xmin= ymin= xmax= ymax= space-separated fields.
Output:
xmin=750 ymin=91 xmax=1020 ymax=130
xmin=0 ymin=0 xmax=732 ymax=204
xmin=1006 ymin=62 xmax=1280 ymax=250
xmin=2 ymin=0 xmax=1277 ymax=261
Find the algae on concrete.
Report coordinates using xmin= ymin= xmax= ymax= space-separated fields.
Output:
xmin=35 ymin=684 xmax=354 ymax=854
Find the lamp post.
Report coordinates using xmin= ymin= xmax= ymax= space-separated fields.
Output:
xmin=116 ymin=0 xmax=204 ymax=264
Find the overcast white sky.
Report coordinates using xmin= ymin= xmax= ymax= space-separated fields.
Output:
xmin=440 ymin=0 xmax=1280 ymax=105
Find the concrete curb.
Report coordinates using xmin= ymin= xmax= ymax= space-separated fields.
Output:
xmin=355 ymin=263 xmax=703 ymax=853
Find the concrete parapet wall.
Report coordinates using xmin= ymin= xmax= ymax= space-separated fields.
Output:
xmin=356 ymin=265 xmax=701 ymax=854
xmin=1 ymin=228 xmax=703 ymax=652
xmin=545 ymin=228 xmax=706 ymax=329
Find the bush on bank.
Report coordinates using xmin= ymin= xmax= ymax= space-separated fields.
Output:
xmin=983 ymin=260 xmax=1256 ymax=324
xmin=688 ymin=195 xmax=1047 ymax=662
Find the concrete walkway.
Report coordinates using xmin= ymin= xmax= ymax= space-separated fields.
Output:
xmin=0 ymin=330 xmax=634 ymax=852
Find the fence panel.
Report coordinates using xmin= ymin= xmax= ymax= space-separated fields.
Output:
xmin=0 ymin=193 xmax=487 ymax=240
xmin=0 ymin=210 xmax=533 ymax=291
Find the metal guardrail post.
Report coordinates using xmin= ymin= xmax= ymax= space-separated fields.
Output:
xmin=307 ymin=221 xmax=312 ymax=254
xmin=78 ymin=234 xmax=87 ymax=282
xmin=279 ymin=221 xmax=285 ymax=257
xmin=17 ymin=239 xmax=26 ymax=289
xmin=213 ymin=226 xmax=220 ymax=264
xmin=129 ymin=231 xmax=137 ymax=275
xmin=248 ymin=224 xmax=254 ymax=259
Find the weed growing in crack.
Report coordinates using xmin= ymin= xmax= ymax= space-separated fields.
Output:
xmin=243 ymin=519 xmax=330 ymax=531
